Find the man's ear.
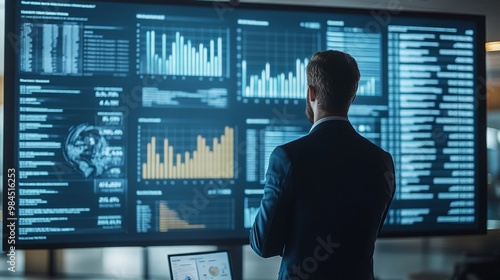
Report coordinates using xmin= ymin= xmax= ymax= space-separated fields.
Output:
xmin=308 ymin=85 xmax=316 ymax=102
xmin=351 ymin=94 xmax=356 ymax=104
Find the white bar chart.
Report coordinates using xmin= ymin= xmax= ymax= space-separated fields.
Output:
xmin=241 ymin=58 xmax=309 ymax=99
xmin=140 ymin=27 xmax=228 ymax=77
xmin=237 ymin=28 xmax=320 ymax=100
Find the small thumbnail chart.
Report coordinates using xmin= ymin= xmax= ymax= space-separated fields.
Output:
xmin=237 ymin=28 xmax=321 ymax=100
xmin=137 ymin=25 xmax=229 ymax=77
xmin=139 ymin=124 xmax=235 ymax=180
xmin=326 ymin=25 xmax=382 ymax=97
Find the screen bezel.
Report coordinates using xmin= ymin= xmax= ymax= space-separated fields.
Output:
xmin=2 ymin=0 xmax=487 ymax=249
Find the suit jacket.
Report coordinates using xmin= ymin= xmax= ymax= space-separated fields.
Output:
xmin=250 ymin=120 xmax=395 ymax=280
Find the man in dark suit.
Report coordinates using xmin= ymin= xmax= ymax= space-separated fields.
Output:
xmin=250 ymin=50 xmax=395 ymax=280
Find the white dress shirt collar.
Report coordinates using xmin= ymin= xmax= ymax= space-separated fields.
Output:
xmin=309 ymin=116 xmax=349 ymax=132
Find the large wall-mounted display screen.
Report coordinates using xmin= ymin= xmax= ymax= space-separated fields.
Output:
xmin=3 ymin=0 xmax=486 ymax=249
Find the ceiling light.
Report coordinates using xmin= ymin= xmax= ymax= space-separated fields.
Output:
xmin=486 ymin=41 xmax=500 ymax=52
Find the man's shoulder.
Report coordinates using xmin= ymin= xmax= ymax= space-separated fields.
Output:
xmin=292 ymin=127 xmax=391 ymax=158
xmin=279 ymin=133 xmax=311 ymax=150
xmin=356 ymin=133 xmax=390 ymax=153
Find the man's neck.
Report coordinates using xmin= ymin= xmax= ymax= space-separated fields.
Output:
xmin=314 ymin=111 xmax=348 ymax=123
xmin=309 ymin=114 xmax=349 ymax=132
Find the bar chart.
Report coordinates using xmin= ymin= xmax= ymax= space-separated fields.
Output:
xmin=138 ymin=26 xmax=229 ymax=77
xmin=238 ymin=28 xmax=321 ymax=100
xmin=158 ymin=201 xmax=206 ymax=232
xmin=326 ymin=25 xmax=382 ymax=96
xmin=141 ymin=126 xmax=235 ymax=180
xmin=140 ymin=198 xmax=235 ymax=232
xmin=241 ymin=58 xmax=309 ymax=99
xmin=358 ymin=77 xmax=377 ymax=96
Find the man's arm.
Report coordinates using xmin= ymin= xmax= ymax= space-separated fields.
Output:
xmin=250 ymin=146 xmax=294 ymax=258
xmin=378 ymin=152 xmax=396 ymax=234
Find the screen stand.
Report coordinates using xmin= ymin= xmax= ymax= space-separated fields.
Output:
xmin=142 ymin=247 xmax=150 ymax=279
xmin=24 ymin=249 xmax=62 ymax=276
xmin=218 ymin=245 xmax=243 ymax=279
xmin=48 ymin=249 xmax=57 ymax=277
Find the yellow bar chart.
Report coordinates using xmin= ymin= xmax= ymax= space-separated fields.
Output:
xmin=159 ymin=202 xmax=206 ymax=232
xmin=142 ymin=126 xmax=234 ymax=179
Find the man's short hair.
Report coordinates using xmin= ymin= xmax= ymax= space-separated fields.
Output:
xmin=306 ymin=50 xmax=360 ymax=113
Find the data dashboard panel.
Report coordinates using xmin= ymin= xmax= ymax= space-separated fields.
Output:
xmin=3 ymin=0 xmax=486 ymax=249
